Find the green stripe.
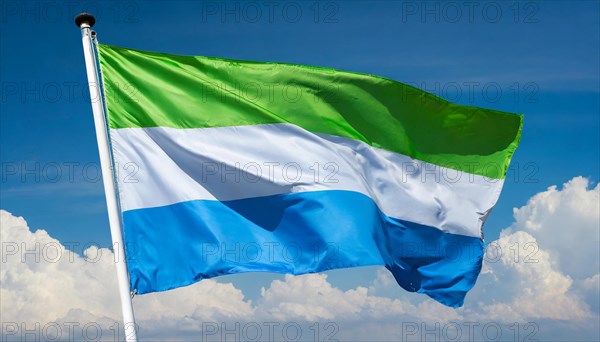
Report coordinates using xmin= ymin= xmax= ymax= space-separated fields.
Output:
xmin=98 ymin=43 xmax=522 ymax=179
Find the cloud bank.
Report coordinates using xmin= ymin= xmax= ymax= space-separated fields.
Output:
xmin=1 ymin=177 xmax=598 ymax=341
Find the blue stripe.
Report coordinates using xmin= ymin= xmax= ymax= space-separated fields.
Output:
xmin=122 ymin=190 xmax=484 ymax=307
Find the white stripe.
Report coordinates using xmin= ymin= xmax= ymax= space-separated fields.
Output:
xmin=111 ymin=123 xmax=504 ymax=238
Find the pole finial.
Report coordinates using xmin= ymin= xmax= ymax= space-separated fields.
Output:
xmin=75 ymin=13 xmax=96 ymax=28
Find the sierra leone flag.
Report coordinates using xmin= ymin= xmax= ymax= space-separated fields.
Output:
xmin=97 ymin=44 xmax=522 ymax=308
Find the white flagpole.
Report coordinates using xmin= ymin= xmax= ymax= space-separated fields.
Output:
xmin=75 ymin=13 xmax=138 ymax=342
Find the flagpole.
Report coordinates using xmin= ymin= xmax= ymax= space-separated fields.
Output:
xmin=75 ymin=13 xmax=138 ymax=342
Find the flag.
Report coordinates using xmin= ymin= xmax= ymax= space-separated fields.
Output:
xmin=97 ymin=44 xmax=522 ymax=307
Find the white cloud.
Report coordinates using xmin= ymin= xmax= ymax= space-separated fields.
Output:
xmin=0 ymin=210 xmax=252 ymax=340
xmin=1 ymin=176 xmax=599 ymax=340
xmin=466 ymin=177 xmax=599 ymax=323
xmin=474 ymin=230 xmax=589 ymax=322
xmin=0 ymin=211 xmax=119 ymax=324
xmin=576 ymin=274 xmax=600 ymax=313
xmin=256 ymin=273 xmax=414 ymax=321
xmin=510 ymin=177 xmax=599 ymax=280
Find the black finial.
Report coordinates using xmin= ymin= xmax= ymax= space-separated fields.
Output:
xmin=75 ymin=13 xmax=96 ymax=28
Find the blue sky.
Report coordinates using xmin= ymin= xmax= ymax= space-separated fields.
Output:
xmin=1 ymin=1 xmax=599 ymax=339
xmin=3 ymin=1 xmax=598 ymax=246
